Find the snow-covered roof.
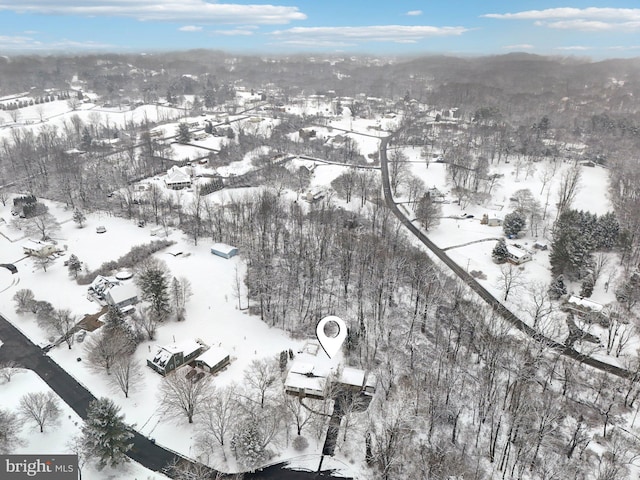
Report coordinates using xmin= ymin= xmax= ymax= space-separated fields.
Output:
xmin=22 ymin=239 xmax=56 ymax=251
xmin=211 ymin=243 xmax=237 ymax=255
xmin=106 ymin=283 xmax=138 ymax=304
xmin=567 ymin=295 xmax=605 ymax=313
xmin=88 ymin=275 xmax=119 ymax=294
xmin=163 ymin=339 xmax=203 ymax=357
xmin=506 ymin=245 xmax=530 ymax=259
xmin=196 ymin=346 xmax=229 ymax=368
xmin=339 ymin=367 xmax=366 ymax=388
xmin=165 ymin=166 xmax=191 ymax=185
xmin=150 ymin=348 xmax=172 ymax=370
xmin=284 ymin=360 xmax=328 ymax=394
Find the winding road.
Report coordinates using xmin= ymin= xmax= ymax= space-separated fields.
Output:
xmin=0 ymin=314 xmax=350 ymax=479
xmin=378 ymin=134 xmax=634 ymax=380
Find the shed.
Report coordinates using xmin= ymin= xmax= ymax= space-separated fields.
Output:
xmin=211 ymin=243 xmax=238 ymax=259
xmin=194 ymin=346 xmax=230 ymax=374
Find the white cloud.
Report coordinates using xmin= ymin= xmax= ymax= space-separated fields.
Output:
xmin=213 ymin=28 xmax=254 ymax=36
xmin=539 ymin=19 xmax=640 ymax=32
xmin=0 ymin=1 xmax=306 ymax=24
xmin=502 ymin=44 xmax=534 ymax=50
xmin=483 ymin=7 xmax=640 ymax=21
xmin=276 ymin=39 xmax=356 ymax=48
xmin=178 ymin=25 xmax=202 ymax=32
xmin=0 ymin=35 xmax=114 ymax=50
xmin=554 ymin=45 xmax=591 ymax=51
xmin=483 ymin=7 xmax=640 ymax=32
xmin=405 ymin=10 xmax=422 ymax=16
xmin=271 ymin=25 xmax=468 ymax=44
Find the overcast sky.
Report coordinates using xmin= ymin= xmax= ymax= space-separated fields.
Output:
xmin=0 ymin=1 xmax=639 ymax=57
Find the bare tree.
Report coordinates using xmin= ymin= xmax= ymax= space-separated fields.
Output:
xmin=525 ymin=282 xmax=554 ymax=329
xmin=171 ymin=276 xmax=193 ymax=322
xmin=19 ymin=391 xmax=61 ymax=433
xmin=556 ymin=162 xmax=581 ymax=217
xmin=66 ymin=434 xmax=89 ymax=480
xmin=0 ymin=361 xmax=21 ymax=383
xmin=31 ymin=212 xmax=60 ymax=240
xmin=498 ymin=263 xmax=524 ymax=301
xmin=197 ymin=385 xmax=238 ymax=448
xmin=0 ymin=408 xmax=23 ymax=453
xmin=132 ymin=307 xmax=159 ymax=340
xmin=45 ymin=308 xmax=77 ymax=349
xmin=160 ymin=368 xmax=214 ymax=423
xmin=243 ymin=358 xmax=279 ymax=408
xmin=13 ymin=288 xmax=35 ymax=313
xmin=85 ymin=328 xmax=134 ymax=375
xmin=110 ymin=355 xmax=142 ymax=398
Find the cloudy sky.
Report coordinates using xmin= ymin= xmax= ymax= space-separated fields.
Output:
xmin=0 ymin=0 xmax=639 ymax=56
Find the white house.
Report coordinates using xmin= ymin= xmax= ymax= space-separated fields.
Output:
xmin=164 ymin=166 xmax=192 ymax=190
xmin=22 ymin=239 xmax=59 ymax=257
xmin=506 ymin=245 xmax=532 ymax=265
xmin=104 ymin=283 xmax=138 ymax=313
xmin=211 ymin=243 xmax=238 ymax=259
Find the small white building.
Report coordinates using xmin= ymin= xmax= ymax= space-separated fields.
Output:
xmin=211 ymin=243 xmax=238 ymax=259
xmin=164 ymin=166 xmax=192 ymax=190
xmin=506 ymin=245 xmax=532 ymax=265
xmin=194 ymin=346 xmax=230 ymax=374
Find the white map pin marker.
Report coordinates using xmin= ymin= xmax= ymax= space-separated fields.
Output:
xmin=316 ymin=315 xmax=347 ymax=358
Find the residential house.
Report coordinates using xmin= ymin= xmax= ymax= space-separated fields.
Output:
xmin=104 ymin=283 xmax=138 ymax=313
xmin=211 ymin=243 xmax=238 ymax=259
xmin=147 ymin=339 xmax=206 ymax=376
xmin=565 ymin=295 xmax=610 ymax=327
xmin=506 ymin=245 xmax=532 ymax=265
xmin=164 ymin=166 xmax=192 ymax=190
xmin=284 ymin=361 xmax=329 ymax=399
xmin=22 ymin=239 xmax=59 ymax=258
xmin=338 ymin=367 xmax=377 ymax=396
xmin=194 ymin=346 xmax=230 ymax=374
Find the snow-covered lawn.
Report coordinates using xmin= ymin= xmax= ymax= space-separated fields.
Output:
xmin=0 ymin=368 xmax=169 ymax=480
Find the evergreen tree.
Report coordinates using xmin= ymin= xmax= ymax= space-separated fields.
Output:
xmin=492 ymin=239 xmax=509 ymax=263
xmin=503 ymin=211 xmax=526 ymax=237
xmin=137 ymin=261 xmax=171 ymax=320
xmin=72 ymin=209 xmax=86 ymax=228
xmin=204 ymin=121 xmax=213 ymax=134
xmin=548 ymin=275 xmax=567 ymax=300
xmin=80 ymin=127 xmax=92 ymax=150
xmin=104 ymin=305 xmax=125 ymax=328
xmin=231 ymin=418 xmax=268 ymax=470
xmin=549 ymin=209 xmax=592 ymax=279
xmin=177 ymin=123 xmax=191 ymax=144
xmin=594 ymin=212 xmax=619 ymax=250
xmin=580 ymin=273 xmax=595 ymax=298
xmin=82 ymin=398 xmax=132 ymax=470
xmin=67 ymin=254 xmax=82 ymax=278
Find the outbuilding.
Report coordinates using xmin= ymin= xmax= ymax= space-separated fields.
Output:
xmin=211 ymin=243 xmax=238 ymax=259
xmin=194 ymin=346 xmax=230 ymax=374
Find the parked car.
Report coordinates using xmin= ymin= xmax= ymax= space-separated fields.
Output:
xmin=76 ymin=331 xmax=87 ymax=343
xmin=96 ymin=226 xmax=106 ymax=233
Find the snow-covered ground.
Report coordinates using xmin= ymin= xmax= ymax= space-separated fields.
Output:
xmin=0 ymin=368 xmax=169 ymax=480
